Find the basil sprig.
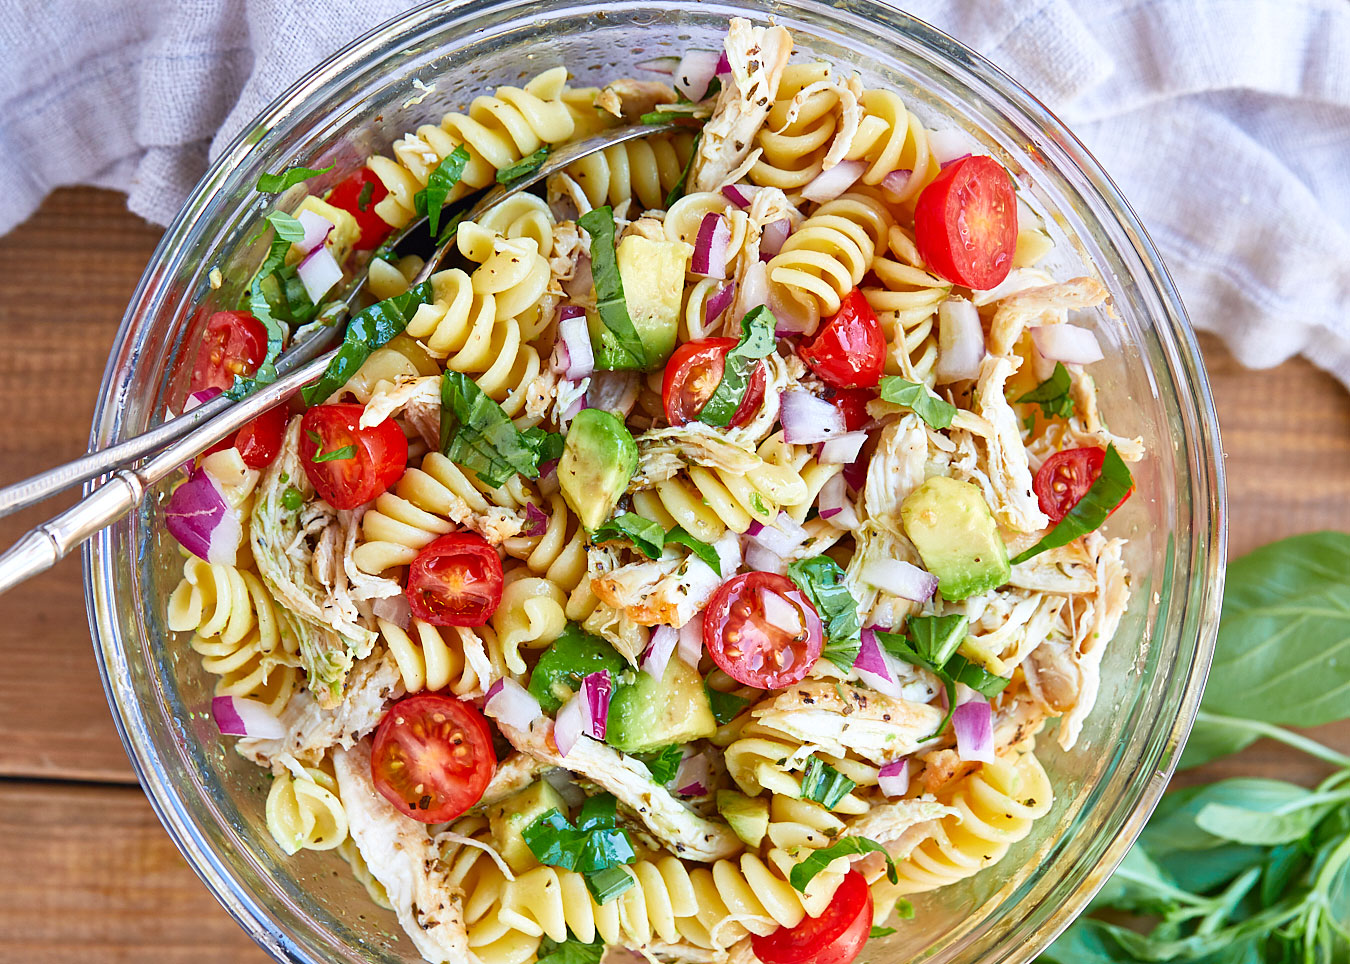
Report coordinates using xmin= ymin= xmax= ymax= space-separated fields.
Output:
xmin=256 ymin=165 xmax=332 ymax=193
xmin=521 ymin=794 xmax=638 ymax=903
xmin=799 ymin=756 xmax=857 ymax=809
xmin=633 ymin=744 xmax=684 ymax=785
xmin=1011 ymin=443 xmax=1133 ymax=564
xmin=497 ymin=145 xmax=552 ymax=184
xmin=412 ymin=145 xmax=470 ymax=238
xmin=1015 ymin=362 xmax=1075 ymax=420
xmin=300 ymin=282 xmax=433 ymax=405
xmin=878 ymin=376 xmax=957 ymax=429
xmin=439 ymin=371 xmax=554 ymax=486
xmin=698 ymin=305 xmax=777 ymax=427
xmin=577 ymin=205 xmax=647 ymax=369
xmin=228 ymin=211 xmax=307 ymax=399
xmin=537 ymin=934 xmax=604 ymax=964
xmin=876 ymin=623 xmax=1009 ymax=741
xmin=705 ymin=684 xmax=749 ymax=725
xmin=591 ymin=514 xmax=721 ymax=574
xmin=787 ymin=555 xmax=862 ymax=671
xmin=789 ymin=837 xmax=897 ymax=891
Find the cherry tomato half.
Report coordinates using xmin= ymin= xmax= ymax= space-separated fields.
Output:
xmin=752 ymin=870 xmax=873 ymax=964
xmin=298 ymin=403 xmax=407 ymax=511
xmin=914 ymin=155 xmax=1018 ymax=290
xmin=662 ymin=338 xmax=767 ymax=427
xmin=370 ymin=692 xmax=497 ymax=823
xmin=705 ymin=572 xmax=824 ymax=689
xmin=190 ymin=310 xmax=267 ymax=395
xmin=327 ymin=168 xmax=394 ymax=251
xmin=233 ymin=404 xmax=290 ymax=469
xmin=405 ymin=533 xmax=505 ymax=626
xmin=797 ymin=290 xmax=886 ymax=390
xmin=827 ymin=387 xmax=876 ymax=432
xmin=1032 ymin=446 xmax=1133 ymax=523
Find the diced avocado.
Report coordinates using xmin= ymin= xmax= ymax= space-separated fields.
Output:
xmin=717 ymin=790 xmax=770 ymax=848
xmin=590 ymin=236 xmax=691 ymax=371
xmin=559 ymin=409 xmax=638 ymax=531
xmin=527 ymin=623 xmax=628 ymax=714
xmin=900 ymin=476 xmax=1010 ymax=600
xmin=487 ymin=780 xmax=568 ymax=873
xmin=288 ymin=195 xmax=361 ymax=267
xmin=606 ymin=657 xmax=716 ymax=754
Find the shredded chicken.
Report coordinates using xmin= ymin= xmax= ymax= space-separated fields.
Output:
xmin=632 ymin=422 xmax=762 ymax=487
xmin=596 ymin=78 xmax=678 ymax=120
xmin=845 ymin=796 xmax=956 ymax=873
xmin=1022 ymin=366 xmax=1147 ymax=465
xmin=591 ymin=548 xmax=723 ymax=627
xmin=476 ymin=751 xmax=549 ymax=808
xmin=844 ymin=522 xmax=924 ymax=630
xmin=986 ymin=276 xmax=1109 ymax=357
xmin=861 ymin=415 xmax=927 ymax=535
xmin=750 ymin=680 xmax=944 ymax=766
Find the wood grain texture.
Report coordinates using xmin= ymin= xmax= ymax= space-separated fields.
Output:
xmin=0 ymin=187 xmax=1345 ymax=963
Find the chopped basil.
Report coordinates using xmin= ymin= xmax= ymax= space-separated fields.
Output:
xmin=255 ymin=165 xmax=333 ymax=194
xmin=583 ymin=865 xmax=635 ymax=903
xmin=228 ymin=211 xmax=309 ymax=398
xmin=435 ymin=210 xmax=468 ymax=247
xmin=523 ymin=427 xmax=566 ymax=466
xmin=300 ymin=282 xmax=433 ymax=405
xmin=497 ymin=145 xmax=552 ymax=184
xmin=356 ymin=180 xmax=374 ymax=212
xmin=592 ymin=513 xmax=666 ymax=559
xmin=788 ymin=837 xmax=897 ymax=891
xmin=905 ymin=613 xmax=968 ymax=670
xmin=1010 ymin=443 xmax=1133 ymax=564
xmin=665 ymin=526 xmax=721 ymax=576
xmin=527 ymin=624 xmax=626 ymax=714
xmin=799 ymin=756 xmax=857 ymax=809
xmin=665 ymin=130 xmax=702 ymax=208
xmin=439 ymin=371 xmax=551 ymax=486
xmin=698 ymin=305 xmax=777 ymax=427
xmin=536 ymin=934 xmax=605 ymax=964
xmin=639 ymin=104 xmax=711 ymax=124
xmin=521 ymin=795 xmax=638 ymax=904
xmin=880 ymin=627 xmax=1013 ymax=724
xmin=577 ymin=206 xmax=647 ymax=369
xmin=312 ymin=443 xmax=356 ymax=463
xmin=870 ymin=927 xmax=898 ymax=938
xmin=634 ymin=744 xmax=685 ymax=785
xmin=787 ymin=555 xmax=862 ymax=671
xmin=706 ymin=684 xmax=749 ymax=725
xmin=875 ymin=630 xmax=959 ymax=740
xmin=372 ymin=241 xmax=398 ymax=263
xmin=1015 ymin=362 xmax=1075 ymax=420
xmin=947 ymin=653 xmax=1013 ymax=698
xmin=878 ymin=376 xmax=957 ymax=429
xmin=412 ymin=145 xmax=470 ymax=238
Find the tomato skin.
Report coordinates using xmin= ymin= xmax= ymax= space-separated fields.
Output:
xmin=914 ymin=155 xmax=1018 ymax=289
xmin=327 ymin=168 xmax=393 ymax=251
xmin=752 ymin=870 xmax=873 ymax=964
xmin=190 ymin=311 xmax=267 ymax=394
xmin=233 ymin=404 xmax=290 ymax=469
xmin=797 ymin=290 xmax=886 ymax=390
xmin=370 ymin=692 xmax=497 ymax=823
xmin=704 ymin=572 xmax=824 ymax=689
xmin=827 ymin=388 xmax=876 ymax=432
xmin=662 ymin=338 xmax=767 ymax=427
xmin=406 ymin=533 xmax=505 ymax=626
xmin=298 ymin=404 xmax=407 ymax=510
xmin=1033 ymin=446 xmax=1133 ymax=523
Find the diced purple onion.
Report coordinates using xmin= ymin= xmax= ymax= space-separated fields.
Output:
xmin=642 ymin=625 xmax=679 ymax=681
xmin=212 ymin=695 xmax=286 ymax=739
xmin=759 ymin=219 xmax=791 ymax=259
xmin=818 ymin=474 xmax=860 ymax=530
xmin=485 ymin=678 xmax=543 ymax=731
xmin=715 ymin=51 xmax=730 ymax=76
xmin=859 ymin=558 xmax=938 ymax=602
xmin=758 ymin=587 xmax=803 ymax=635
xmin=715 ymin=535 xmax=743 ymax=575
xmin=953 ymin=698 xmax=995 ymax=763
xmin=928 ymin=129 xmax=982 ymax=167
xmin=372 ymin=594 xmax=412 ymax=631
xmin=674 ymin=49 xmax=721 ymax=100
xmin=554 ymin=692 xmax=586 ymax=756
xmin=297 ymin=244 xmax=342 ymax=303
xmin=184 ymin=387 xmax=222 ymax=412
xmin=705 ymin=282 xmax=736 ymax=324
xmin=692 ymin=213 xmax=731 ymax=280
xmin=1032 ymin=324 xmax=1103 ymax=365
xmin=558 ymin=305 xmax=586 ymax=321
xmin=801 ymin=160 xmax=865 ymax=203
xmin=538 ymin=460 xmax=560 ymax=497
xmin=879 ymin=169 xmax=914 ymax=204
xmin=165 ymin=468 xmax=243 ymax=566
xmin=819 ymin=431 xmax=867 ymax=465
xmin=558 ymin=311 xmax=595 ymax=380
xmin=678 ymin=615 xmax=704 ymax=667
xmin=563 ymin=253 xmax=593 ymax=299
xmin=749 ymin=513 xmax=808 ymax=558
xmin=745 ymin=520 xmax=764 ymax=537
xmin=739 ymin=260 xmax=768 ymax=315
xmin=780 ymin=391 xmax=847 ymax=444
xmin=722 ymin=183 xmax=754 ymax=208
xmin=842 ymin=453 xmax=868 ymax=493
xmin=745 ymin=541 xmax=787 ymax=575
xmin=294 ymin=209 xmax=335 ymax=256
xmin=936 ymin=298 xmax=986 ymax=384
xmin=878 ymin=759 xmax=910 ymax=797
xmin=673 ymin=752 xmax=710 ymax=796
xmin=581 ymin=672 xmax=612 ymax=740
xmin=636 ymin=55 xmax=680 ymax=75
xmin=561 ymin=387 xmax=587 ymax=423
xmin=854 ymin=627 xmax=905 ymax=699
xmin=521 ymin=503 xmax=548 ymax=537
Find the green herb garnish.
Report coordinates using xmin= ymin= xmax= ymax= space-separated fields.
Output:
xmin=905 ymin=613 xmax=968 ymax=669
xmin=528 ymin=624 xmax=626 ymax=714
xmin=799 ymin=756 xmax=857 ymax=810
xmin=592 ymin=513 xmax=666 ymax=559
xmin=536 ymin=934 xmax=605 ymax=964
xmin=311 ymin=443 xmax=355 ymax=463
xmin=521 ymin=795 xmax=638 ymax=903
xmin=256 ymin=165 xmax=333 ymax=193
xmin=300 ymin=282 xmax=433 ymax=405
xmin=227 ymin=211 xmax=308 ymax=399
xmin=706 ymin=685 xmax=749 ymax=725
xmin=412 ymin=145 xmax=470 ymax=238
xmin=1010 ymin=443 xmax=1133 ymax=564
xmin=789 ymin=837 xmax=897 ymax=891
xmin=787 ymin=555 xmax=862 ymax=671
xmin=665 ymin=526 xmax=721 ymax=576
xmin=665 ymin=129 xmax=702 ymax=208
xmin=634 ymin=744 xmax=685 ymax=785
xmin=1014 ymin=362 xmax=1075 ymax=420
xmin=439 ymin=371 xmax=550 ymax=486
xmin=577 ymin=205 xmax=647 ymax=369
xmin=870 ymin=927 xmax=898 ymax=938
xmin=878 ymin=376 xmax=957 ymax=429
xmin=698 ymin=305 xmax=777 ymax=427
xmin=496 ymin=145 xmax=552 ymax=184
xmin=356 ymin=180 xmax=374 ymax=212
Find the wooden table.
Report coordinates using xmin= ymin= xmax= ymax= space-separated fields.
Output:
xmin=0 ymin=187 xmax=1347 ymax=962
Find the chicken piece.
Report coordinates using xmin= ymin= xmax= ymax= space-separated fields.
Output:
xmin=844 ymin=521 xmax=923 ymax=631
xmin=1037 ymin=366 xmax=1147 ymax=463
xmin=845 ymin=797 xmax=955 ymax=873
xmin=632 ymin=422 xmax=762 ymax=487
xmin=956 ymin=587 xmax=1065 ymax=674
xmin=690 ymin=19 xmax=793 ymax=193
xmin=595 ymin=78 xmax=678 ymax=120
xmin=986 ymin=277 xmax=1108 ymax=357
xmin=750 ymin=680 xmax=944 ymax=766
xmin=1007 ymin=541 xmax=1098 ymax=594
xmin=494 ymin=717 xmax=742 ymax=862
xmin=861 ymin=415 xmax=927 ymax=535
xmin=476 ymin=752 xmax=549 ymax=808
xmin=358 ymin=374 xmax=438 ymax=433
xmin=237 ymin=651 xmax=403 ymax=768
xmin=332 ymin=742 xmax=473 ymax=964
xmin=592 ymin=549 xmax=723 ymax=627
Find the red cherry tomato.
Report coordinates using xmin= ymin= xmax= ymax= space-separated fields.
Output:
xmin=704 ymin=572 xmax=824 ymax=689
xmin=662 ymin=338 xmax=768 ymax=428
xmin=298 ymin=403 xmax=407 ymax=510
xmin=327 ymin=168 xmax=394 ymax=251
xmin=914 ymin=155 xmax=1018 ymax=289
xmin=1032 ymin=447 xmax=1133 ymax=523
xmin=233 ymin=404 xmax=290 ymax=469
xmin=797 ymin=290 xmax=886 ymax=390
xmin=752 ymin=870 xmax=873 ymax=964
xmin=405 ymin=533 xmax=505 ymax=626
xmin=370 ymin=692 xmax=497 ymax=823
xmin=827 ymin=388 xmax=876 ymax=432
xmin=189 ymin=311 xmax=267 ymax=394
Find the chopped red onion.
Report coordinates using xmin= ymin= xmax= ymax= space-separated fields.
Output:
xmin=558 ymin=310 xmax=595 ymax=380
xmin=558 ymin=304 xmax=586 ymax=321
xmin=212 ymin=695 xmax=286 ymax=739
xmin=714 ymin=533 xmax=743 ymax=575
xmin=859 ymin=558 xmax=938 ymax=602
xmin=581 ymin=672 xmax=612 ymax=740
xmin=521 ymin=503 xmax=548 ymax=537
xmin=936 ymin=298 xmax=986 ymax=384
xmin=485 ymin=678 xmax=543 ymax=731
xmin=854 ymin=627 xmax=905 ymax=699
xmin=738 ymin=260 xmax=768 ymax=314
xmin=953 ymin=698 xmax=995 ymax=763
xmin=294 ymin=209 xmax=335 ymax=256
xmin=842 ymin=452 xmax=868 ymax=492
xmin=561 ymin=388 xmax=587 ymax=423
xmin=818 ymin=474 xmax=860 ymax=530
xmin=165 ymin=468 xmax=242 ymax=565
xmin=554 ymin=692 xmax=587 ymax=756
xmin=745 ymin=520 xmax=764 ymax=537
xmin=297 ymin=244 xmax=342 ymax=303
xmin=780 ymin=391 xmax=847 ymax=444
xmin=1032 ymin=324 xmax=1103 ymax=365
xmin=1031 ymin=342 xmax=1059 ymax=383
xmin=819 ymin=431 xmax=867 ymax=465
xmin=678 ymin=614 xmax=704 ymax=666
xmin=928 ymin=129 xmax=982 ymax=167
xmin=538 ymin=460 xmax=559 ymax=499
xmin=879 ymin=169 xmax=914 ymax=203
xmin=705 ymin=282 xmax=736 ymax=324
xmin=878 ymin=759 xmax=910 ymax=797
xmin=563 ymin=253 xmax=593 ymax=299
xmin=674 ymin=49 xmax=722 ymax=100
xmin=184 ymin=387 xmax=222 ymax=412
xmin=722 ymin=183 xmax=754 ymax=208
xmin=801 ymin=160 xmax=864 ymax=203
xmin=372 ymin=594 xmax=412 ymax=631
xmin=715 ymin=51 xmax=730 ymax=76
xmin=745 ymin=541 xmax=787 ymax=575
xmin=636 ymin=55 xmax=680 ymax=75
xmin=750 ymin=513 xmax=809 ymax=558
xmin=759 ymin=219 xmax=791 ymax=259
xmin=692 ymin=213 xmax=731 ymax=280
xmin=673 ymin=752 xmax=710 ymax=796
xmin=642 ymin=625 xmax=678 ymax=681
xmin=759 ymin=587 xmax=802 ymax=635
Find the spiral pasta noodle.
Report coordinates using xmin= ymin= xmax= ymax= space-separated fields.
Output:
xmin=765 ymin=794 xmax=846 ymax=851
xmin=377 ymin=618 xmax=506 ymax=698
xmin=723 ymin=720 xmax=877 ymax=816
xmin=750 ymin=63 xmax=840 ymax=191
xmin=265 ymin=761 xmax=349 ymax=855
xmin=491 ymin=568 xmax=568 ymax=674
xmin=846 ymin=88 xmax=941 ymax=200
xmin=767 ymin=190 xmax=892 ymax=320
xmin=863 ymin=225 xmax=950 ymax=386
xmin=562 ymin=131 xmax=696 ymax=211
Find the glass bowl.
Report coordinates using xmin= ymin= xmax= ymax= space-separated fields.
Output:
xmin=83 ymin=1 xmax=1226 ymax=962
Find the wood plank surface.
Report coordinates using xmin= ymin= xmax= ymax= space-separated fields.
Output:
xmin=0 ymin=187 xmax=1346 ymax=963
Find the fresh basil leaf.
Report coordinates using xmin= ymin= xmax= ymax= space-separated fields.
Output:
xmin=356 ymin=180 xmax=374 ymax=212
xmin=521 ymin=802 xmax=636 ymax=880
xmin=1196 ymin=799 xmax=1331 ymax=847
xmin=665 ymin=526 xmax=721 ymax=575
xmin=1177 ymin=711 xmax=1262 ymax=771
xmin=576 ymin=793 xmax=618 ymax=833
xmin=583 ymin=865 xmax=636 ymax=904
xmin=1010 ymin=444 xmax=1133 ymax=564
xmin=577 ymin=206 xmax=647 ymax=369
xmin=634 ymin=745 xmax=685 ymax=785
xmin=905 ymin=613 xmax=968 ymax=669
xmin=439 ymin=371 xmax=546 ymax=486
xmin=1140 ymin=780 xmax=1312 ymax=854
xmin=521 ymin=809 xmax=587 ymax=868
xmin=435 ymin=209 xmax=468 ymax=247
xmin=665 ymin=129 xmax=702 ymax=208
xmin=413 ymin=145 xmax=470 ymax=238
xmin=265 ymin=210 xmax=306 ymax=242
xmin=799 ymin=756 xmax=857 ymax=809
xmin=497 ymin=145 xmax=552 ymax=184
xmin=300 ymin=281 xmax=433 ymax=405
xmin=706 ymin=685 xmax=749 ymax=725
xmin=876 ymin=630 xmax=958 ymax=740
xmin=787 ymin=555 xmax=862 ymax=671
xmin=227 ymin=212 xmax=309 ymax=398
xmin=521 ymin=427 xmax=566 ymax=466
xmin=1015 ymin=362 xmax=1075 ymax=420
xmin=698 ymin=305 xmax=777 ymax=427
xmin=311 ymin=444 xmax=356 ymax=463
xmin=878 ymin=376 xmax=956 ymax=429
xmin=536 ymin=934 xmax=605 ymax=964
xmin=946 ymin=653 xmax=1011 ymax=698
xmin=592 ymin=513 xmax=666 ymax=559
xmin=788 ymin=837 xmax=896 ymax=891
xmin=256 ymin=165 xmax=333 ymax=194
xmin=870 ymin=926 xmax=897 ymax=938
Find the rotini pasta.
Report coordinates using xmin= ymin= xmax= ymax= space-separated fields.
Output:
xmin=561 ymin=131 xmax=696 ymax=211
xmin=491 ymin=568 xmax=567 ymax=674
xmin=863 ymin=225 xmax=950 ymax=386
xmin=767 ymin=190 xmax=892 ymax=321
xmin=750 ymin=63 xmax=841 ymax=191
xmin=266 ymin=760 xmax=349 ymax=855
xmin=377 ymin=617 xmax=506 ymax=697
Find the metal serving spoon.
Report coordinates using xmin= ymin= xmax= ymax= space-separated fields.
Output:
xmin=0 ymin=121 xmax=681 ymax=595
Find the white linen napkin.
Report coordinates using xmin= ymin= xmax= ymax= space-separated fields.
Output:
xmin=3 ymin=0 xmax=1348 ymax=384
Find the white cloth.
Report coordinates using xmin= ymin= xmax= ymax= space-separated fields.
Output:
xmin=3 ymin=0 xmax=1349 ymax=384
